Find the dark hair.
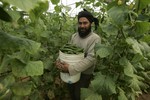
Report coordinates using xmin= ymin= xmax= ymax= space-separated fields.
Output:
xmin=78 ymin=9 xmax=99 ymax=30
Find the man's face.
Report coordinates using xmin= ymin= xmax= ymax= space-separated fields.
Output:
xmin=78 ymin=17 xmax=91 ymax=38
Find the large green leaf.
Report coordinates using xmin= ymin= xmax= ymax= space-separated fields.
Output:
xmin=124 ymin=60 xmax=134 ymax=77
xmin=135 ymin=21 xmax=150 ymax=34
xmin=7 ymin=10 xmax=20 ymax=22
xmin=136 ymin=0 xmax=150 ymax=11
xmin=100 ymin=23 xmax=118 ymax=36
xmin=12 ymin=60 xmax=27 ymax=77
xmin=96 ymin=45 xmax=113 ymax=58
xmin=21 ymin=39 xmax=41 ymax=54
xmin=2 ymin=0 xmax=48 ymax=12
xmin=91 ymin=73 xmax=116 ymax=95
xmin=119 ymin=57 xmax=134 ymax=77
xmin=11 ymin=82 xmax=32 ymax=96
xmin=8 ymin=51 xmax=30 ymax=64
xmin=0 ymin=7 xmax=12 ymax=22
xmin=81 ymin=88 xmax=102 ymax=100
xmin=108 ymin=6 xmax=128 ymax=26
xmin=12 ymin=60 xmax=43 ymax=77
xmin=25 ymin=61 xmax=43 ymax=76
xmin=0 ymin=31 xmax=41 ymax=54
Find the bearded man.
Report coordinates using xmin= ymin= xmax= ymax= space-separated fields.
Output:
xmin=56 ymin=9 xmax=101 ymax=100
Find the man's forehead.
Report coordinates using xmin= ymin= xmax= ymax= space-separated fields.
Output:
xmin=78 ymin=17 xmax=90 ymax=22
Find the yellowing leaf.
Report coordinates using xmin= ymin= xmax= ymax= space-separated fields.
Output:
xmin=11 ymin=82 xmax=32 ymax=96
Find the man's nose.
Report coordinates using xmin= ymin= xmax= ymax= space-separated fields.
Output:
xmin=80 ymin=23 xmax=85 ymax=28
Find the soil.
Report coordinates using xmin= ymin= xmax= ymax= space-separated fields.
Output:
xmin=136 ymin=93 xmax=150 ymax=100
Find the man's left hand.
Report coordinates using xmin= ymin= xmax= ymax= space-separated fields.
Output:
xmin=55 ymin=60 xmax=69 ymax=72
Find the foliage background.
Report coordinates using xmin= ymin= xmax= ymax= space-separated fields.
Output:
xmin=0 ymin=0 xmax=150 ymax=100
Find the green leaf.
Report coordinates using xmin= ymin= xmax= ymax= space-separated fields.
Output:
xmin=96 ymin=45 xmax=113 ymax=58
xmin=101 ymin=23 xmax=118 ymax=36
xmin=81 ymin=88 xmax=102 ymax=100
xmin=54 ymin=5 xmax=61 ymax=12
xmin=43 ymin=57 xmax=54 ymax=70
xmin=119 ymin=57 xmax=129 ymax=66
xmin=12 ymin=60 xmax=43 ymax=77
xmin=131 ymin=53 xmax=143 ymax=63
xmin=126 ymin=37 xmax=143 ymax=55
xmin=30 ymin=1 xmax=49 ymax=20
xmin=12 ymin=60 xmax=27 ymax=77
xmin=126 ymin=92 xmax=136 ymax=100
xmin=139 ymin=41 xmax=150 ymax=53
xmin=137 ymin=0 xmax=150 ymax=11
xmin=91 ymin=73 xmax=116 ymax=95
xmin=0 ymin=55 xmax=11 ymax=73
xmin=133 ymin=63 xmax=145 ymax=71
xmin=51 ymin=0 xmax=60 ymax=5
xmin=118 ymin=87 xmax=128 ymax=100
xmin=0 ymin=31 xmax=41 ymax=54
xmin=76 ymin=1 xmax=83 ymax=8
xmin=141 ymin=34 xmax=150 ymax=43
xmin=108 ymin=6 xmax=128 ymax=26
xmin=2 ymin=0 xmax=48 ymax=12
xmin=141 ymin=71 xmax=150 ymax=81
xmin=124 ymin=61 xmax=134 ymax=77
xmin=43 ymin=72 xmax=54 ymax=83
xmin=128 ymin=75 xmax=145 ymax=91
xmin=25 ymin=61 xmax=43 ymax=76
xmin=11 ymin=82 xmax=32 ymax=96
xmin=21 ymin=39 xmax=41 ymax=54
xmin=135 ymin=21 xmax=150 ymax=34
xmin=1 ymin=74 xmax=15 ymax=88
xmin=8 ymin=51 xmax=30 ymax=64
xmin=7 ymin=10 xmax=20 ymax=22
xmin=0 ymin=6 xmax=12 ymax=22
xmin=119 ymin=57 xmax=134 ymax=77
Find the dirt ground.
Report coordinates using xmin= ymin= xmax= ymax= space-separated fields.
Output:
xmin=136 ymin=93 xmax=150 ymax=100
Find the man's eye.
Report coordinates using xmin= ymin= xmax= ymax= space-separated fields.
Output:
xmin=83 ymin=22 xmax=88 ymax=24
xmin=79 ymin=22 xmax=88 ymax=25
xmin=79 ymin=22 xmax=82 ymax=25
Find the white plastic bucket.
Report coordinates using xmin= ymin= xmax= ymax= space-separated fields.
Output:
xmin=59 ymin=50 xmax=84 ymax=84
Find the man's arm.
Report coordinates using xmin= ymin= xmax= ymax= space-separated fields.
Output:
xmin=68 ymin=37 xmax=100 ymax=75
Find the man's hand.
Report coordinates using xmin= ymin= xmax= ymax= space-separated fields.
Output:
xmin=55 ymin=60 xmax=69 ymax=72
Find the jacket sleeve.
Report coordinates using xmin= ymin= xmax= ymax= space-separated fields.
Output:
xmin=68 ymin=37 xmax=101 ymax=75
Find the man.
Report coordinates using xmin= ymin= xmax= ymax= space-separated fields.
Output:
xmin=56 ymin=9 xmax=101 ymax=100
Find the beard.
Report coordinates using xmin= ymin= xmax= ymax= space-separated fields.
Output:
xmin=78 ymin=26 xmax=91 ymax=38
